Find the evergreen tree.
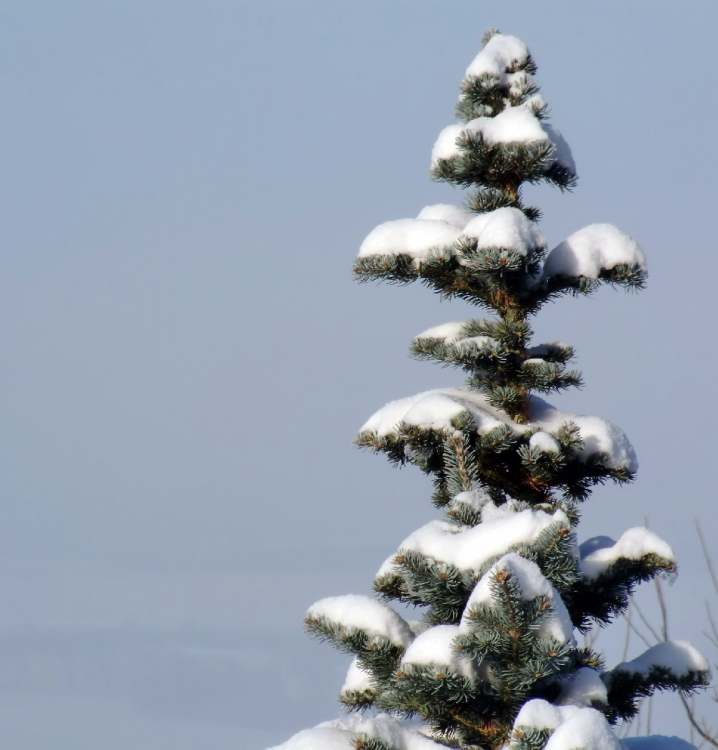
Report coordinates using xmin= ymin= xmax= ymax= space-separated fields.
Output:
xmin=271 ymin=31 xmax=709 ymax=750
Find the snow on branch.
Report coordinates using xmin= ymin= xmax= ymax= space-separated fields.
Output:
xmin=509 ymin=699 xmax=700 ymax=749
xmin=414 ymin=321 xmax=477 ymax=345
xmin=431 ymin=106 xmax=573 ymax=169
xmin=412 ymin=321 xmax=499 ymax=367
xmin=340 ymin=656 xmax=376 ymax=709
xmin=357 ymin=205 xmax=545 ymax=273
xmin=358 ymin=387 xmax=638 ymax=474
xmin=445 ymin=487 xmax=494 ymax=526
xmin=306 ymin=595 xmax=413 ymax=649
xmin=510 ymin=699 xmax=620 ymax=750
xmin=556 ymin=666 xmax=608 ymax=708
xmin=529 ymin=430 xmax=561 ymax=454
xmin=579 ymin=528 xmax=675 ymax=581
xmin=430 ymin=105 xmax=576 ymax=186
xmin=267 ymin=724 xmax=356 ymax=750
xmin=463 ymin=33 xmax=531 ymax=86
xmin=529 ymin=397 xmax=638 ymax=473
xmin=380 ymin=508 xmax=569 ymax=576
xmin=457 ymin=31 xmax=543 ymax=123
xmin=399 ymin=624 xmax=475 ymax=681
xmin=565 ymin=531 xmax=676 ymax=630
xmin=415 ymin=203 xmax=475 ymax=227
xmin=358 ymin=388 xmax=507 ymax=438
xmin=462 ymin=206 xmax=545 ymax=257
xmin=357 ymin=217 xmax=462 ymax=265
xmin=542 ymin=223 xmax=647 ymax=283
xmin=460 ymin=553 xmax=575 ymax=646
xmin=612 ymin=641 xmax=709 ymax=681
xmin=269 ymin=713 xmax=447 ymax=750
xmin=604 ymin=641 xmax=710 ymax=723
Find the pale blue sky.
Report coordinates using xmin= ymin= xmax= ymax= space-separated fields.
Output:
xmin=2 ymin=1 xmax=717 ymax=747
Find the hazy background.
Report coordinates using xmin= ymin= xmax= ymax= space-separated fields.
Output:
xmin=2 ymin=1 xmax=717 ymax=747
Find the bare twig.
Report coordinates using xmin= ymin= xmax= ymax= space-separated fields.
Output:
xmin=620 ymin=711 xmax=639 ymax=739
xmin=632 ymin=598 xmax=662 ymax=644
xmin=705 ymin=601 xmax=718 ymax=646
xmin=645 ymin=695 xmax=653 ymax=734
xmin=582 ymin=624 xmax=601 ymax=650
xmin=623 ymin=601 xmax=633 ymax=661
xmin=624 ymin=611 xmax=654 ymax=649
xmin=679 ymin=693 xmax=718 ymax=749
xmin=695 ymin=519 xmax=718 ymax=596
xmin=650 ymin=556 xmax=718 ymax=746
xmin=654 ymin=577 xmax=670 ymax=641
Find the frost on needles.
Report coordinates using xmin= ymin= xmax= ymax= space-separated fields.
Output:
xmin=270 ymin=30 xmax=709 ymax=750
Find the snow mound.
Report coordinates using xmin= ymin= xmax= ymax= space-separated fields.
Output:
xmin=461 ymin=206 xmax=545 ymax=256
xmin=323 ymin=714 xmax=445 ymax=749
xmin=360 ymin=388 xmax=638 ymax=473
xmin=389 ymin=509 xmax=568 ymax=574
xmin=416 ymin=203 xmax=474 ymax=228
xmin=623 ymin=738 xmax=697 ymax=749
xmin=359 ymin=388 xmax=507 ymax=438
xmin=461 ymin=553 xmax=575 ymax=645
xmin=528 ymin=396 xmax=638 ymax=473
xmin=358 ymin=205 xmax=545 ymax=267
xmin=358 ymin=218 xmax=461 ymax=262
xmin=414 ymin=321 xmax=497 ymax=356
xmin=306 ymin=595 xmax=413 ymax=648
xmin=400 ymin=624 xmax=475 ymax=680
xmin=267 ymin=726 xmax=356 ymax=750
xmin=529 ymin=430 xmax=561 ymax=454
xmin=543 ymin=223 xmax=646 ymax=280
xmin=477 ymin=497 xmax=524 ymax=523
xmin=376 ymin=519 xmax=462 ymax=579
xmin=513 ymin=699 xmax=620 ymax=750
xmin=579 ymin=528 xmax=675 ymax=580
xmin=340 ymin=657 xmax=373 ymax=695
xmin=613 ymin=641 xmax=709 ymax=678
xmin=415 ymin=321 xmax=468 ymax=343
xmin=445 ymin=488 xmax=506 ymax=524
xmin=270 ymin=714 xmax=446 ymax=750
xmin=558 ymin=667 xmax=608 ymax=707
xmin=546 ymin=709 xmax=620 ymax=750
xmin=464 ymin=33 xmax=530 ymax=84
xmin=448 ymin=488 xmax=492 ymax=513
xmin=432 ymin=106 xmax=551 ymax=167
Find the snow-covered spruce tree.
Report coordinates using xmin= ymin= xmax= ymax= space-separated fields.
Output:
xmin=271 ymin=31 xmax=710 ymax=750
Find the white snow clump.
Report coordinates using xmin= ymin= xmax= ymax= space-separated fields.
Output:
xmin=360 ymin=389 xmax=637 ymax=473
xmin=461 ymin=206 xmax=545 ymax=256
xmin=382 ymin=509 xmax=568 ymax=575
xmin=612 ymin=641 xmax=709 ymax=679
xmin=461 ymin=553 xmax=575 ymax=645
xmin=306 ymin=595 xmax=412 ymax=648
xmin=579 ymin=528 xmax=675 ymax=580
xmin=400 ymin=624 xmax=475 ymax=680
xmin=543 ymin=223 xmax=646 ymax=280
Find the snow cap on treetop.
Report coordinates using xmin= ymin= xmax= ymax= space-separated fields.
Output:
xmin=464 ymin=32 xmax=530 ymax=84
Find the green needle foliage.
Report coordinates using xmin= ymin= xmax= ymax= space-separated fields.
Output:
xmin=276 ymin=29 xmax=709 ymax=750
